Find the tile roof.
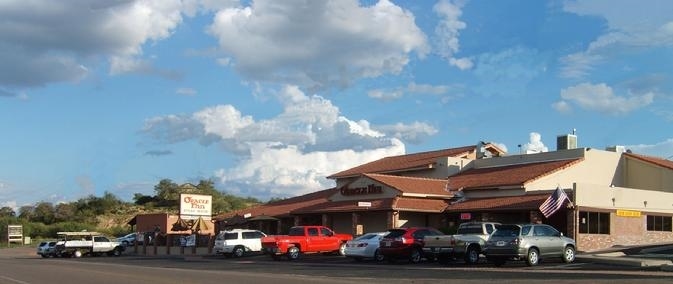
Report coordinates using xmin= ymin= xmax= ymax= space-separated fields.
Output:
xmin=394 ymin=197 xmax=449 ymax=212
xmin=291 ymin=197 xmax=449 ymax=214
xmin=446 ymin=159 xmax=582 ymax=191
xmin=446 ymin=193 xmax=551 ymax=212
xmin=624 ymin=153 xmax=673 ymax=170
xmin=213 ymin=188 xmax=338 ymax=221
xmin=328 ymin=145 xmax=478 ymax=178
xmin=364 ymin=173 xmax=451 ymax=197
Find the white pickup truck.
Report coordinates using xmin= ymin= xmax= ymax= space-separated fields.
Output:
xmin=53 ymin=231 xmax=125 ymax=258
xmin=422 ymin=222 xmax=499 ymax=264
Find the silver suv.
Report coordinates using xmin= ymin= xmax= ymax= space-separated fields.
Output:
xmin=214 ymin=229 xmax=267 ymax=257
xmin=483 ymin=224 xmax=575 ymax=266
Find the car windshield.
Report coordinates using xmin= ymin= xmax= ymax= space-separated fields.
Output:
xmin=384 ymin=229 xmax=407 ymax=238
xmin=492 ymin=225 xmax=520 ymax=237
xmin=355 ymin=233 xmax=378 ymax=241
xmin=457 ymin=224 xmax=485 ymax=234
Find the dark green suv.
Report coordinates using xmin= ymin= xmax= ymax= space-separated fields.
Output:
xmin=483 ymin=224 xmax=575 ymax=266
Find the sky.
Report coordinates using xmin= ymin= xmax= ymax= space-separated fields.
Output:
xmin=1 ymin=0 xmax=673 ymax=210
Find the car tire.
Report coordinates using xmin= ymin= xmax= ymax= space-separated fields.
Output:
xmin=113 ymin=247 xmax=122 ymax=257
xmin=374 ymin=249 xmax=385 ymax=262
xmin=562 ymin=245 xmax=575 ymax=263
xmin=526 ymin=248 xmax=540 ymax=266
xmin=73 ymin=250 xmax=83 ymax=258
xmin=233 ymin=246 xmax=245 ymax=258
xmin=287 ymin=246 xmax=300 ymax=260
xmin=122 ymin=241 xmax=129 ymax=247
xmin=464 ymin=246 xmax=480 ymax=265
xmin=409 ymin=248 xmax=422 ymax=264
xmin=338 ymin=243 xmax=347 ymax=256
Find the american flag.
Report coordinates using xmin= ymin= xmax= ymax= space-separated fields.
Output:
xmin=539 ymin=187 xmax=570 ymax=218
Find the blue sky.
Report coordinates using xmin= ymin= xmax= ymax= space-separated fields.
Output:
xmin=1 ymin=0 xmax=673 ymax=209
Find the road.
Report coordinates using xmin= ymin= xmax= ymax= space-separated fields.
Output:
xmin=1 ymin=247 xmax=672 ymax=284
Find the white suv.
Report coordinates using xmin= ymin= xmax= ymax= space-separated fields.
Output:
xmin=214 ymin=229 xmax=267 ymax=257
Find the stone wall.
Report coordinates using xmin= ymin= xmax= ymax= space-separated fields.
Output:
xmin=577 ymin=213 xmax=673 ymax=251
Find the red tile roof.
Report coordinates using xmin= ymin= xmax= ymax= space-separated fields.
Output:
xmin=364 ymin=173 xmax=451 ymax=197
xmin=291 ymin=197 xmax=448 ymax=214
xmin=394 ymin=197 xmax=449 ymax=212
xmin=328 ymin=145 xmax=478 ymax=178
xmin=446 ymin=159 xmax=582 ymax=191
xmin=214 ymin=188 xmax=338 ymax=221
xmin=446 ymin=193 xmax=551 ymax=212
xmin=625 ymin=153 xmax=673 ymax=170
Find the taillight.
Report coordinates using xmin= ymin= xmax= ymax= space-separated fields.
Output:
xmin=396 ymin=237 xmax=413 ymax=244
xmin=509 ymin=238 xmax=520 ymax=245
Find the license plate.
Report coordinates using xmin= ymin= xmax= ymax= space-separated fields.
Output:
xmin=496 ymin=241 xmax=505 ymax=246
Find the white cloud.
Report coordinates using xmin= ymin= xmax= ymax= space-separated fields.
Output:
xmin=206 ymin=0 xmax=429 ymax=90
xmin=522 ymin=132 xmax=548 ymax=154
xmin=176 ymin=87 xmax=197 ymax=96
xmin=368 ymin=82 xmax=450 ymax=101
xmin=558 ymin=82 xmax=654 ymax=115
xmin=552 ymin=100 xmax=573 ymax=114
xmin=142 ymin=86 xmax=433 ymax=199
xmin=560 ymin=1 xmax=673 ymax=79
xmin=0 ymin=0 xmax=185 ymax=88
xmin=432 ymin=0 xmax=472 ymax=70
xmin=625 ymin=138 xmax=673 ymax=158
xmin=374 ymin=122 xmax=439 ymax=144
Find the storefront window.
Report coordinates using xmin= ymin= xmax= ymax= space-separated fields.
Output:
xmin=647 ymin=215 xmax=672 ymax=232
xmin=579 ymin=211 xmax=610 ymax=234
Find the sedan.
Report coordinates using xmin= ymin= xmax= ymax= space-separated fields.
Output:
xmin=483 ymin=224 xmax=576 ymax=266
xmin=344 ymin=232 xmax=388 ymax=262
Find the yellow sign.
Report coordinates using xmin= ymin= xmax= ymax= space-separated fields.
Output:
xmin=616 ymin=210 xmax=641 ymax=217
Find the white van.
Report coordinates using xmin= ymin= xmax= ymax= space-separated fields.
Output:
xmin=214 ymin=229 xmax=267 ymax=257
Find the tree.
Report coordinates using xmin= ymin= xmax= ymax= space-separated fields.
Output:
xmin=0 ymin=206 xmax=15 ymax=217
xmin=18 ymin=205 xmax=34 ymax=220
xmin=54 ymin=203 xmax=76 ymax=222
xmin=32 ymin=202 xmax=55 ymax=224
xmin=154 ymin=179 xmax=180 ymax=207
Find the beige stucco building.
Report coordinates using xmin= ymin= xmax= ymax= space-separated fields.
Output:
xmin=216 ymin=138 xmax=673 ymax=252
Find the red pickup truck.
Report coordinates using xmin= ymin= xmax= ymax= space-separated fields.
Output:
xmin=261 ymin=226 xmax=353 ymax=260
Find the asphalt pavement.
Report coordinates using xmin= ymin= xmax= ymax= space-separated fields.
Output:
xmin=575 ymin=243 xmax=673 ymax=271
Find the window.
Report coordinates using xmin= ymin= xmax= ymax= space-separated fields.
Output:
xmin=242 ymin=231 xmax=263 ymax=239
xmin=307 ymin=228 xmax=319 ymax=236
xmin=647 ymin=215 xmax=672 ymax=232
xmin=579 ymin=211 xmax=610 ymax=234
xmin=224 ymin=233 xmax=238 ymax=240
xmin=533 ymin=225 xmax=558 ymax=237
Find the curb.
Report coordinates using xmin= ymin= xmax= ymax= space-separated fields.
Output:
xmin=576 ymin=254 xmax=673 ymax=269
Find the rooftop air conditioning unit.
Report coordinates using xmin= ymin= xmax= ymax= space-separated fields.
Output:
xmin=557 ymin=134 xmax=577 ymax=150
xmin=606 ymin=145 xmax=626 ymax=153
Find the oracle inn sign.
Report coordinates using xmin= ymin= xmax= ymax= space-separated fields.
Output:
xmin=180 ymin=194 xmax=212 ymax=220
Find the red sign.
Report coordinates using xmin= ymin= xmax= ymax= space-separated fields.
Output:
xmin=460 ymin=213 xmax=472 ymax=220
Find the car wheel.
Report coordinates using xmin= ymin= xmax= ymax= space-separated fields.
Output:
xmin=122 ymin=240 xmax=129 ymax=247
xmin=113 ymin=247 xmax=122 ymax=257
xmin=338 ymin=243 xmax=346 ymax=256
xmin=409 ymin=248 xmax=422 ymax=264
xmin=287 ymin=246 xmax=300 ymax=260
xmin=233 ymin=246 xmax=245 ymax=258
xmin=562 ymin=246 xmax=575 ymax=263
xmin=464 ymin=246 xmax=480 ymax=265
xmin=374 ymin=249 xmax=385 ymax=262
xmin=526 ymin=248 xmax=540 ymax=266
xmin=73 ymin=250 xmax=83 ymax=258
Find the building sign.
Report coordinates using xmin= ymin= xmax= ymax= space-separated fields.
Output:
xmin=180 ymin=194 xmax=212 ymax=219
xmin=357 ymin=201 xmax=372 ymax=207
xmin=460 ymin=213 xmax=472 ymax=220
xmin=340 ymin=184 xmax=383 ymax=196
xmin=7 ymin=225 xmax=23 ymax=244
xmin=616 ymin=210 xmax=641 ymax=217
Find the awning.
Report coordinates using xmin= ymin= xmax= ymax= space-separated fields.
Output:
xmin=191 ymin=216 xmax=209 ymax=232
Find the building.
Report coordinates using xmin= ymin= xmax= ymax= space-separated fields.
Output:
xmin=215 ymin=139 xmax=673 ymax=252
